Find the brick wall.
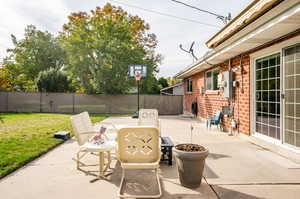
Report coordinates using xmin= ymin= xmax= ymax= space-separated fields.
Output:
xmin=183 ymin=55 xmax=251 ymax=135
xmin=183 ymin=30 xmax=300 ymax=135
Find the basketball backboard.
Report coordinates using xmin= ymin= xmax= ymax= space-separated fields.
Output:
xmin=128 ymin=65 xmax=147 ymax=78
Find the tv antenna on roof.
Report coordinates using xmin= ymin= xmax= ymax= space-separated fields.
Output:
xmin=179 ymin=41 xmax=198 ymax=61
xmin=171 ymin=0 xmax=231 ymax=24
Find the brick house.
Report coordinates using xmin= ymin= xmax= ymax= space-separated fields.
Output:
xmin=175 ymin=0 xmax=300 ymax=151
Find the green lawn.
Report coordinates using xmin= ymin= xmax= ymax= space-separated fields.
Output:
xmin=0 ymin=113 xmax=112 ymax=178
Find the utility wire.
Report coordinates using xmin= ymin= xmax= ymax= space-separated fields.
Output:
xmin=108 ymin=0 xmax=221 ymax=28
xmin=170 ymin=0 xmax=230 ymax=24
xmin=171 ymin=0 xmax=222 ymax=18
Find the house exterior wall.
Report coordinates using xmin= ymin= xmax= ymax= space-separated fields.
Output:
xmin=183 ymin=30 xmax=300 ymax=135
xmin=184 ymin=56 xmax=251 ymax=135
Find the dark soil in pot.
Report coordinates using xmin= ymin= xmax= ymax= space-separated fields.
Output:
xmin=173 ymin=144 xmax=209 ymax=188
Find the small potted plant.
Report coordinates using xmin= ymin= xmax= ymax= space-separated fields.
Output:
xmin=173 ymin=124 xmax=209 ymax=188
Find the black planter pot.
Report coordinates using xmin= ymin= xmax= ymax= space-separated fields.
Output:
xmin=173 ymin=144 xmax=209 ymax=188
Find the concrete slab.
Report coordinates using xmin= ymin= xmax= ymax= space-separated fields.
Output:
xmin=212 ymin=184 xmax=300 ymax=199
xmin=150 ymin=116 xmax=300 ymax=185
xmin=0 ymin=116 xmax=217 ymax=199
xmin=1 ymin=115 xmax=300 ymax=199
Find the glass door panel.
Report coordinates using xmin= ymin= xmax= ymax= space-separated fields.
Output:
xmin=255 ymin=53 xmax=281 ymax=140
xmin=284 ymin=44 xmax=300 ymax=148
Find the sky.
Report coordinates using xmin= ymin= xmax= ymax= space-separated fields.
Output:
xmin=0 ymin=0 xmax=253 ymax=78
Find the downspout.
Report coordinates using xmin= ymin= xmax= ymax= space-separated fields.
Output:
xmin=240 ymin=55 xmax=244 ymax=94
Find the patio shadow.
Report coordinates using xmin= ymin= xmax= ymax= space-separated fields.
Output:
xmin=204 ymin=164 xmax=219 ymax=179
xmin=207 ymin=152 xmax=231 ymax=160
xmin=108 ymin=161 xmax=163 ymax=197
xmin=212 ymin=185 xmax=264 ymax=199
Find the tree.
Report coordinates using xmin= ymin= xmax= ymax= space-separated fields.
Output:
xmin=167 ymin=77 xmax=181 ymax=86
xmin=0 ymin=58 xmax=35 ymax=91
xmin=158 ymin=77 xmax=169 ymax=88
xmin=139 ymin=76 xmax=169 ymax=94
xmin=0 ymin=67 xmax=13 ymax=90
xmin=60 ymin=3 xmax=161 ymax=94
xmin=140 ymin=75 xmax=160 ymax=94
xmin=2 ymin=25 xmax=66 ymax=90
xmin=36 ymin=68 xmax=73 ymax=92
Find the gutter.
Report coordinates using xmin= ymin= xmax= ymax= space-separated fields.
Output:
xmin=175 ymin=0 xmax=300 ymax=79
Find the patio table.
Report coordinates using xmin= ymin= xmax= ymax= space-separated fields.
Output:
xmin=82 ymin=140 xmax=116 ymax=178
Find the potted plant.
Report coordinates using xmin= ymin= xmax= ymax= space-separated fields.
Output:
xmin=173 ymin=124 xmax=209 ymax=188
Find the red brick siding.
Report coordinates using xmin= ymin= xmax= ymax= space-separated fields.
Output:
xmin=183 ymin=30 xmax=300 ymax=135
xmin=184 ymin=55 xmax=250 ymax=134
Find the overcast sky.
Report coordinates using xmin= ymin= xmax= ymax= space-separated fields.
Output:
xmin=0 ymin=0 xmax=252 ymax=77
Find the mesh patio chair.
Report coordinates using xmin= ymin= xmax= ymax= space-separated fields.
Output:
xmin=81 ymin=111 xmax=117 ymax=141
xmin=117 ymin=127 xmax=162 ymax=198
xmin=70 ymin=113 xmax=116 ymax=178
xmin=138 ymin=109 xmax=161 ymax=135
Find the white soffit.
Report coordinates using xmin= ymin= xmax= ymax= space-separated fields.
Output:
xmin=177 ymin=2 xmax=300 ymax=79
xmin=206 ymin=0 xmax=279 ymax=48
xmin=206 ymin=3 xmax=300 ymax=63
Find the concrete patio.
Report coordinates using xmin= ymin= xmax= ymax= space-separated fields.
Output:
xmin=1 ymin=116 xmax=300 ymax=199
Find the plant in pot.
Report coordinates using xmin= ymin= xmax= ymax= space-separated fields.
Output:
xmin=173 ymin=123 xmax=209 ymax=188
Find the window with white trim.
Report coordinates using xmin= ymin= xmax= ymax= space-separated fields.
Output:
xmin=206 ymin=69 xmax=219 ymax=90
xmin=186 ymin=79 xmax=192 ymax=92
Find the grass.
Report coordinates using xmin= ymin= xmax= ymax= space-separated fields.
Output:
xmin=0 ymin=113 xmax=116 ymax=178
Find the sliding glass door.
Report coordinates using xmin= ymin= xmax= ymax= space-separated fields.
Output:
xmin=283 ymin=44 xmax=300 ymax=148
xmin=255 ymin=53 xmax=281 ymax=140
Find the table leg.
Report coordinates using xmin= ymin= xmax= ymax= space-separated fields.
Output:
xmin=168 ymin=148 xmax=173 ymax=165
xmin=99 ymin=152 xmax=104 ymax=177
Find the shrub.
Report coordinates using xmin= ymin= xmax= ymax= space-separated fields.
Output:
xmin=36 ymin=68 xmax=73 ymax=92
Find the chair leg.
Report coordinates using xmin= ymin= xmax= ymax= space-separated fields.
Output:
xmin=77 ymin=151 xmax=80 ymax=169
xmin=118 ymin=168 xmax=162 ymax=198
xmin=155 ymin=168 xmax=162 ymax=198
xmin=118 ymin=169 xmax=126 ymax=197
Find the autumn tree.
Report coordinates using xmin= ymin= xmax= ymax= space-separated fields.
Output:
xmin=60 ymin=3 xmax=161 ymax=94
xmin=0 ymin=67 xmax=13 ymax=90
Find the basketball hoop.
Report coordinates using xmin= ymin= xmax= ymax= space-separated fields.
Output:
xmin=134 ymin=72 xmax=142 ymax=81
xmin=128 ymin=64 xmax=147 ymax=117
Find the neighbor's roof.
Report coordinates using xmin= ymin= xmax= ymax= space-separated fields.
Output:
xmin=160 ymin=82 xmax=183 ymax=91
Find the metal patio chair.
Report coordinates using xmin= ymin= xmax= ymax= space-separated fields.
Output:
xmin=138 ymin=109 xmax=161 ymax=135
xmin=70 ymin=113 xmax=116 ymax=178
xmin=81 ymin=111 xmax=117 ymax=141
xmin=117 ymin=127 xmax=162 ymax=198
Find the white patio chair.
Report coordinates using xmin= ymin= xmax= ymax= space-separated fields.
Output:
xmin=81 ymin=111 xmax=117 ymax=141
xmin=117 ymin=127 xmax=162 ymax=198
xmin=70 ymin=113 xmax=116 ymax=178
xmin=138 ymin=109 xmax=161 ymax=135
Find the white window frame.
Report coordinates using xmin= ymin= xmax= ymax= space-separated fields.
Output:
xmin=186 ymin=78 xmax=192 ymax=93
xmin=205 ymin=68 xmax=219 ymax=91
